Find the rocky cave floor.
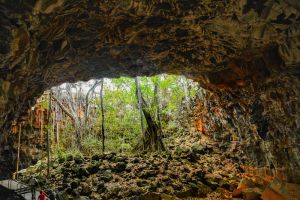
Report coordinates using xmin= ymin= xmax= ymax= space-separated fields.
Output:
xmin=18 ymin=135 xmax=300 ymax=200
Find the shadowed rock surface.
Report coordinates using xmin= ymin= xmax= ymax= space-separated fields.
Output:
xmin=19 ymin=137 xmax=242 ymax=200
xmin=0 ymin=0 xmax=299 ymax=180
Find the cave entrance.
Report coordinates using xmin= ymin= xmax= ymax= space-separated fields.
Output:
xmin=13 ymin=74 xmax=256 ymax=200
xmin=25 ymin=74 xmax=201 ymax=156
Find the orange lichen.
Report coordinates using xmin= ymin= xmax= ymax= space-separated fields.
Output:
xmin=33 ymin=105 xmax=46 ymax=129
xmin=195 ymin=118 xmax=206 ymax=134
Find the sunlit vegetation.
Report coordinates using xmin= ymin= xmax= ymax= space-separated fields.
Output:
xmin=41 ymin=75 xmax=199 ymax=157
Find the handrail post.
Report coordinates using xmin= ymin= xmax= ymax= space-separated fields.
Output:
xmin=16 ymin=124 xmax=22 ymax=179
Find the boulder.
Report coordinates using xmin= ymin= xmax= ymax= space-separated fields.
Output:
xmin=80 ymin=182 xmax=92 ymax=196
xmin=70 ymin=180 xmax=79 ymax=189
xmin=66 ymin=155 xmax=73 ymax=161
xmin=195 ymin=170 xmax=206 ymax=180
xmin=191 ymin=143 xmax=213 ymax=155
xmin=97 ymin=181 xmax=106 ymax=192
xmin=203 ymin=173 xmax=221 ymax=190
xmin=91 ymin=154 xmax=100 ymax=161
xmin=139 ymin=170 xmax=158 ymax=178
xmin=161 ymin=194 xmax=181 ymax=200
xmin=262 ymin=187 xmax=285 ymax=200
xmin=131 ymin=157 xmax=140 ymax=163
xmin=77 ymin=167 xmax=89 ymax=178
xmin=174 ymin=186 xmax=193 ymax=198
xmin=126 ymin=163 xmax=134 ymax=172
xmin=114 ymin=162 xmax=127 ymax=172
xmin=174 ymin=147 xmax=190 ymax=157
xmin=232 ymin=178 xmax=256 ymax=197
xmin=79 ymin=196 xmax=89 ymax=200
xmin=106 ymin=185 xmax=120 ymax=198
xmin=99 ymin=170 xmax=113 ymax=182
xmin=87 ymin=164 xmax=99 ymax=174
xmin=115 ymin=156 xmax=128 ymax=162
xmin=105 ymin=153 xmax=116 ymax=161
xmin=58 ymin=157 xmax=65 ymax=164
xmin=74 ymin=156 xmax=84 ymax=164
xmin=262 ymin=179 xmax=300 ymax=200
xmin=142 ymin=192 xmax=161 ymax=200
xmin=242 ymin=188 xmax=262 ymax=200
xmin=65 ymin=187 xmax=72 ymax=194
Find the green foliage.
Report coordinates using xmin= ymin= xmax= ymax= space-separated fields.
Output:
xmin=81 ymin=135 xmax=102 ymax=156
xmin=57 ymin=119 xmax=74 ymax=150
xmin=55 ymin=149 xmax=82 ymax=160
xmin=40 ymin=100 xmax=49 ymax=110
xmin=47 ymin=74 xmax=198 ymax=157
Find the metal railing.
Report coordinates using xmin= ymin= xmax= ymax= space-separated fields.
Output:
xmin=1 ymin=178 xmax=52 ymax=199
xmin=15 ymin=186 xmax=31 ymax=195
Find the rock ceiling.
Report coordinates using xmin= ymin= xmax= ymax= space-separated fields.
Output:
xmin=0 ymin=0 xmax=299 ymax=129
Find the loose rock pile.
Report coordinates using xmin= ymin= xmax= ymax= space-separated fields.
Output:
xmin=232 ymin=166 xmax=300 ymax=200
xmin=19 ymin=144 xmax=243 ymax=200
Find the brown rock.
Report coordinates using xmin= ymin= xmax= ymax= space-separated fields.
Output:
xmin=142 ymin=192 xmax=161 ymax=200
xmin=242 ymin=188 xmax=262 ymax=200
xmin=262 ymin=179 xmax=300 ymax=200
xmin=232 ymin=178 xmax=256 ymax=197
xmin=161 ymin=194 xmax=181 ymax=200
xmin=262 ymin=187 xmax=285 ymax=200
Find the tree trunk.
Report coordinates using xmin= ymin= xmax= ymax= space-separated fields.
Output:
xmin=55 ymin=104 xmax=60 ymax=149
xmin=154 ymin=82 xmax=163 ymax=135
xmin=51 ymin=93 xmax=82 ymax=150
xmin=135 ymin=77 xmax=165 ymax=152
xmin=53 ymin=104 xmax=57 ymax=145
xmin=56 ymin=118 xmax=59 ymax=148
xmin=47 ymin=91 xmax=52 ymax=178
xmin=182 ymin=76 xmax=190 ymax=112
xmin=135 ymin=77 xmax=145 ymax=149
xmin=181 ymin=76 xmax=191 ymax=130
xmin=40 ymin=110 xmax=44 ymax=145
xmin=141 ymin=96 xmax=165 ymax=151
xmin=84 ymin=80 xmax=100 ymax=131
xmin=100 ymin=78 xmax=105 ymax=153
xmin=52 ymin=95 xmax=75 ymax=120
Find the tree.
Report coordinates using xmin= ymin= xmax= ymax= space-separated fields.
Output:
xmin=100 ymin=78 xmax=105 ymax=153
xmin=135 ymin=77 xmax=145 ymax=147
xmin=51 ymin=83 xmax=87 ymax=149
xmin=153 ymin=77 xmax=162 ymax=135
xmin=85 ymin=80 xmax=101 ymax=131
xmin=135 ymin=77 xmax=165 ymax=152
xmin=47 ymin=90 xmax=52 ymax=178
xmin=40 ymin=74 xmax=198 ymax=155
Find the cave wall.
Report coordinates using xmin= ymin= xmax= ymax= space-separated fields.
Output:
xmin=194 ymin=72 xmax=300 ymax=175
xmin=0 ymin=118 xmax=44 ymax=179
xmin=0 ymin=0 xmax=299 ymax=177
